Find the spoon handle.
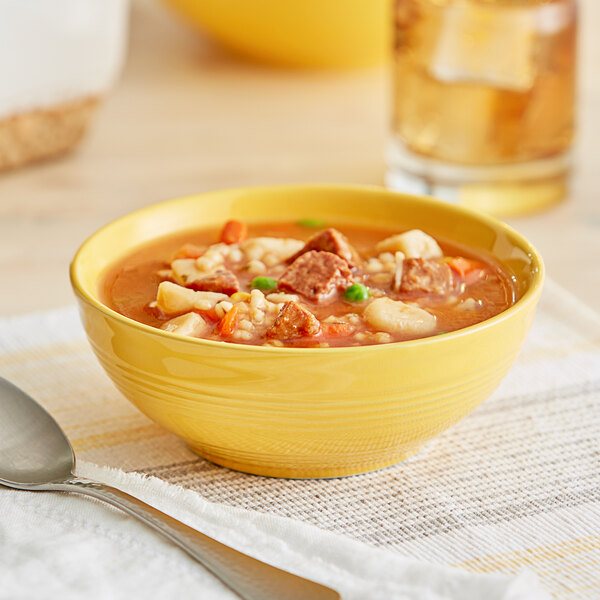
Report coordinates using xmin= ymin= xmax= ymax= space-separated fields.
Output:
xmin=56 ymin=477 xmax=339 ymax=600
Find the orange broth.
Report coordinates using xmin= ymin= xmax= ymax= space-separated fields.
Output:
xmin=101 ymin=222 xmax=516 ymax=347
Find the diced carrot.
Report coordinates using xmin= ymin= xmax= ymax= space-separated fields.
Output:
xmin=202 ymin=307 xmax=221 ymax=323
xmin=446 ymin=257 xmax=486 ymax=285
xmin=173 ymin=243 xmax=205 ymax=260
xmin=321 ymin=322 xmax=355 ymax=337
xmin=216 ymin=304 xmax=240 ymax=337
xmin=220 ymin=220 xmax=248 ymax=245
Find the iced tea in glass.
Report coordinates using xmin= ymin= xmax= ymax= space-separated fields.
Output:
xmin=387 ymin=0 xmax=577 ymax=216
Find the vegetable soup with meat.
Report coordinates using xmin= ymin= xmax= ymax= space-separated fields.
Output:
xmin=102 ymin=220 xmax=516 ymax=348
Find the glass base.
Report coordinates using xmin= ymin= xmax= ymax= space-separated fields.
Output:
xmin=386 ymin=141 xmax=571 ymax=217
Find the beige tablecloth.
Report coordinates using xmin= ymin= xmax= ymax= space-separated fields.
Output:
xmin=1 ymin=278 xmax=598 ymax=598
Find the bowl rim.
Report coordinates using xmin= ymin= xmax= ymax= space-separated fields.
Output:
xmin=70 ymin=183 xmax=545 ymax=355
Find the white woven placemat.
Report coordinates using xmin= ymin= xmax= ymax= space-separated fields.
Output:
xmin=1 ymin=278 xmax=598 ymax=598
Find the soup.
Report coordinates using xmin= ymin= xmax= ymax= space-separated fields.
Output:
xmin=102 ymin=220 xmax=516 ymax=348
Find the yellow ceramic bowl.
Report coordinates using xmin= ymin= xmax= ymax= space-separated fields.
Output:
xmin=162 ymin=0 xmax=391 ymax=69
xmin=70 ymin=185 xmax=543 ymax=478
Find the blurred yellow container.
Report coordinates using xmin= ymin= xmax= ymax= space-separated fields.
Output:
xmin=162 ymin=0 xmax=391 ymax=68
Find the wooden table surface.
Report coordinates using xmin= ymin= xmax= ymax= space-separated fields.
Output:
xmin=1 ymin=0 xmax=598 ymax=316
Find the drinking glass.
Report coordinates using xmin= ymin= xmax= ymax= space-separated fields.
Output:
xmin=386 ymin=0 xmax=577 ymax=216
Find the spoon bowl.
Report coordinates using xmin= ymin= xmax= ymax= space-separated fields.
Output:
xmin=0 ymin=376 xmax=339 ymax=600
xmin=0 ymin=378 xmax=74 ymax=487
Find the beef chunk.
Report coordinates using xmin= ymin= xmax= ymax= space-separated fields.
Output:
xmin=188 ymin=270 xmax=240 ymax=295
xmin=396 ymin=258 xmax=455 ymax=296
xmin=279 ymin=251 xmax=353 ymax=303
xmin=266 ymin=301 xmax=321 ymax=339
xmin=288 ymin=228 xmax=362 ymax=268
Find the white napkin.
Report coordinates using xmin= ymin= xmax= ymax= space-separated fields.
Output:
xmin=1 ymin=461 xmax=548 ymax=599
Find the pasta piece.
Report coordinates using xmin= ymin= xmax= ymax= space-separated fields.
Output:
xmin=241 ymin=237 xmax=304 ymax=263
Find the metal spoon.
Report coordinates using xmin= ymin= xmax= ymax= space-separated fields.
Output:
xmin=0 ymin=377 xmax=340 ymax=600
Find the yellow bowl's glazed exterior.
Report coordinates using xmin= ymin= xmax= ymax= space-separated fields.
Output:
xmin=71 ymin=185 xmax=544 ymax=478
xmin=162 ymin=0 xmax=391 ymax=69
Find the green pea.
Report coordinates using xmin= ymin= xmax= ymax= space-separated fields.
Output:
xmin=344 ymin=283 xmax=370 ymax=302
xmin=251 ymin=276 xmax=278 ymax=291
xmin=297 ymin=218 xmax=326 ymax=227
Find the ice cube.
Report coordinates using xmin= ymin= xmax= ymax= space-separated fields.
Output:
xmin=536 ymin=1 xmax=576 ymax=35
xmin=430 ymin=1 xmax=536 ymax=92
